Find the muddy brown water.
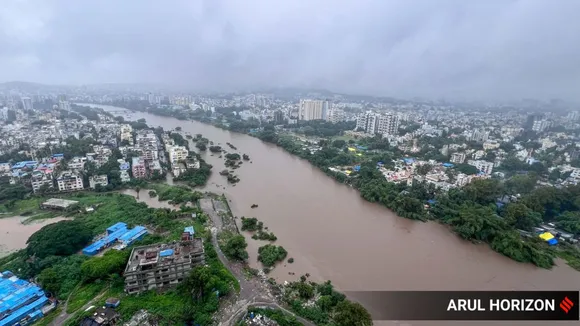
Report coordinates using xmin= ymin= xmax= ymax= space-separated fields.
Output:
xmin=0 ymin=216 xmax=70 ymax=258
xmin=85 ymin=104 xmax=580 ymax=325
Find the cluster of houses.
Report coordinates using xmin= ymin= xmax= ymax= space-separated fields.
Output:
xmin=0 ymin=126 xmax=200 ymax=193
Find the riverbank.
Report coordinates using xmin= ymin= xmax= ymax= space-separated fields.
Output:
xmin=0 ymin=215 xmax=70 ymax=257
xmin=83 ymin=103 xmax=580 ymax=326
xmin=100 ymin=102 xmax=580 ymax=273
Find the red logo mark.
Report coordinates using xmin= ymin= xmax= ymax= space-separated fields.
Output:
xmin=560 ymin=297 xmax=574 ymax=313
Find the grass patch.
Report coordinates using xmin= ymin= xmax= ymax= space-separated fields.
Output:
xmin=66 ymin=282 xmax=105 ymax=313
xmin=0 ymin=197 xmax=45 ymax=216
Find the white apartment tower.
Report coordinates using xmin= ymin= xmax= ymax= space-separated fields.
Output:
xmin=21 ymin=97 xmax=33 ymax=111
xmin=356 ymin=112 xmax=399 ymax=136
xmin=299 ymin=100 xmax=330 ymax=121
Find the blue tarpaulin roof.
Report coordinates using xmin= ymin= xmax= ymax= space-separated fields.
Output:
xmin=107 ymin=222 xmax=127 ymax=234
xmin=184 ymin=226 xmax=195 ymax=235
xmin=160 ymin=249 xmax=174 ymax=257
xmin=119 ymin=226 xmax=147 ymax=244
xmin=353 ymin=165 xmax=361 ymax=172
xmin=0 ymin=271 xmax=48 ymax=326
xmin=443 ymin=163 xmax=454 ymax=167
xmin=547 ymin=238 xmax=558 ymax=246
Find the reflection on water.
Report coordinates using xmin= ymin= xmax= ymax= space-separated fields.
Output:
xmin=85 ymin=103 xmax=580 ymax=326
xmin=0 ymin=216 xmax=70 ymax=257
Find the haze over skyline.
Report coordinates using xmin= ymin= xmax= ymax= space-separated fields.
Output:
xmin=2 ymin=0 xmax=579 ymax=102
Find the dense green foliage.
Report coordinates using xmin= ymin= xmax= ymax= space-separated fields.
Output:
xmin=27 ymin=220 xmax=93 ymax=259
xmin=219 ymin=231 xmax=249 ymax=261
xmin=284 ymin=280 xmax=372 ymax=326
xmin=258 ymin=245 xmax=288 ymax=267
xmin=246 ymin=125 xmax=580 ymax=270
xmin=240 ymin=217 xmax=263 ymax=231
xmin=173 ymin=157 xmax=213 ymax=187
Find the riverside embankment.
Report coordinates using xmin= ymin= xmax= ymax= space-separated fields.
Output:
xmin=85 ymin=103 xmax=580 ymax=326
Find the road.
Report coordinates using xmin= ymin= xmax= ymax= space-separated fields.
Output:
xmin=49 ymin=290 xmax=107 ymax=326
xmin=200 ymin=198 xmax=315 ymax=326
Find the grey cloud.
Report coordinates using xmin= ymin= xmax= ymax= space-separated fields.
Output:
xmin=1 ymin=0 xmax=579 ymax=101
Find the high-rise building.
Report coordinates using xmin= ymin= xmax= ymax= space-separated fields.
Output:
xmin=299 ymin=99 xmax=330 ymax=121
xmin=524 ymin=114 xmax=543 ymax=130
xmin=148 ymin=93 xmax=155 ymax=105
xmin=21 ymin=97 xmax=33 ymax=111
xmin=326 ymin=108 xmax=345 ymax=123
xmin=376 ymin=114 xmax=399 ymax=135
xmin=356 ymin=112 xmax=399 ymax=135
xmin=532 ymin=120 xmax=551 ymax=133
xmin=273 ymin=110 xmax=285 ymax=124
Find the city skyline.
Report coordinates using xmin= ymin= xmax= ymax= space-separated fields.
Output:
xmin=2 ymin=0 xmax=580 ymax=102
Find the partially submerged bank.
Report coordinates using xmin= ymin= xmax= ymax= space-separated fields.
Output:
xmin=207 ymin=194 xmax=373 ymax=326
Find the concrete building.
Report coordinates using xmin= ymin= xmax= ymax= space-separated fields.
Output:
xmin=356 ymin=113 xmax=399 ymax=135
xmin=326 ymin=108 xmax=346 ymax=123
xmin=169 ymin=146 xmax=188 ymax=164
xmin=298 ymin=99 xmax=330 ymax=121
xmin=124 ymin=227 xmax=204 ymax=294
xmin=80 ymin=307 xmax=120 ymax=326
xmin=532 ymin=120 xmax=551 ymax=133
xmin=56 ymin=171 xmax=84 ymax=191
xmin=450 ymin=152 xmax=466 ymax=164
xmin=131 ymin=157 xmax=147 ymax=179
xmin=119 ymin=170 xmax=131 ymax=183
xmin=469 ymin=130 xmax=489 ymax=142
xmin=21 ymin=97 xmax=33 ymax=110
xmin=89 ymin=175 xmax=109 ymax=189
xmin=273 ymin=110 xmax=285 ymax=124
xmin=467 ymin=160 xmax=494 ymax=175
xmin=120 ymin=125 xmax=133 ymax=145
xmin=31 ymin=173 xmax=54 ymax=193
xmin=376 ymin=114 xmax=399 ymax=135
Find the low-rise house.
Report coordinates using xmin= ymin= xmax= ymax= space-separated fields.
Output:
xmin=89 ymin=174 xmax=109 ymax=189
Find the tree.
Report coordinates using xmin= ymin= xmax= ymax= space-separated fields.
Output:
xmin=503 ymin=203 xmax=542 ymax=231
xmin=334 ymin=301 xmax=373 ymax=326
xmin=415 ymin=164 xmax=432 ymax=176
xmin=505 ymin=174 xmax=538 ymax=195
xmin=332 ymin=139 xmax=346 ymax=148
xmin=221 ymin=234 xmax=249 ymax=261
xmin=27 ymin=220 xmax=93 ymax=259
xmin=455 ymin=164 xmax=478 ymax=175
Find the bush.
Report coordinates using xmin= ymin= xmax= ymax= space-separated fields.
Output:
xmin=257 ymin=245 xmax=288 ymax=267
xmin=241 ymin=217 xmax=263 ymax=231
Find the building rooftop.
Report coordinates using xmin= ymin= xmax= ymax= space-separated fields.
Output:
xmin=41 ymin=198 xmax=80 ymax=209
xmin=125 ymin=239 xmax=204 ymax=274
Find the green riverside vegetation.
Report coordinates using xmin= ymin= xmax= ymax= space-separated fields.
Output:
xmin=0 ymin=191 xmax=238 ymax=325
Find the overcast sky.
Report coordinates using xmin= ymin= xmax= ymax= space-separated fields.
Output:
xmin=1 ymin=0 xmax=579 ymax=101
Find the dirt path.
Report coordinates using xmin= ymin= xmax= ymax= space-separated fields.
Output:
xmin=49 ymin=290 xmax=107 ymax=326
xmin=200 ymin=198 xmax=314 ymax=326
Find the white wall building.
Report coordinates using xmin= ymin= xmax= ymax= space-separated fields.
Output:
xmin=89 ymin=175 xmax=109 ymax=189
xmin=57 ymin=171 xmax=84 ymax=192
xmin=299 ymin=99 xmax=330 ymax=121
xmin=169 ymin=146 xmax=189 ymax=164
xmin=467 ymin=160 xmax=494 ymax=175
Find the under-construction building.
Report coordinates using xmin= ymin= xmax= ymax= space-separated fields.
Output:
xmin=123 ymin=227 xmax=204 ymax=294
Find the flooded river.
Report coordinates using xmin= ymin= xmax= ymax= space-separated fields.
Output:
xmin=87 ymin=104 xmax=579 ymax=325
xmin=0 ymin=216 xmax=70 ymax=258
